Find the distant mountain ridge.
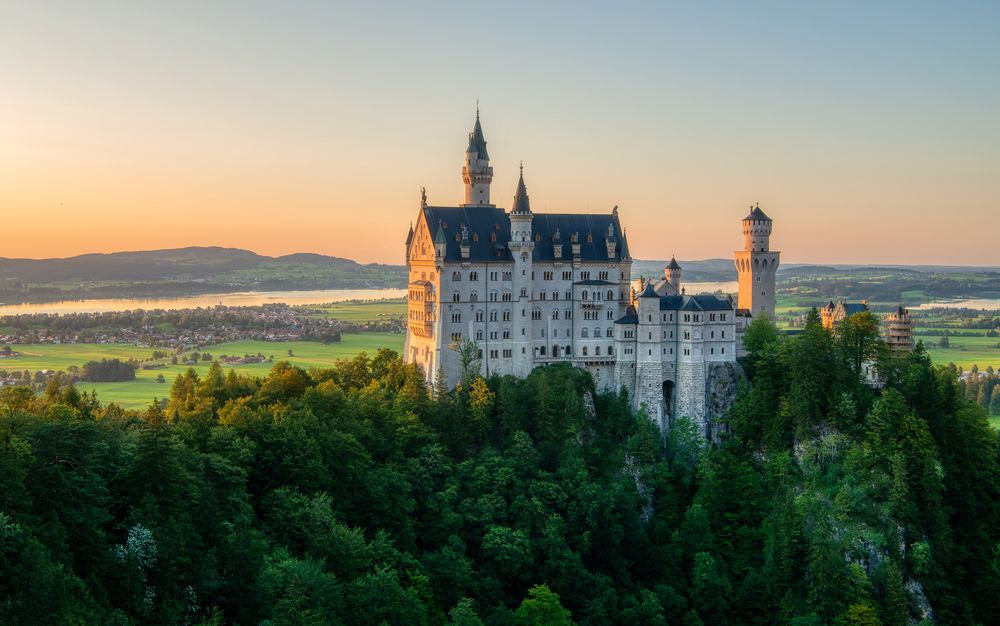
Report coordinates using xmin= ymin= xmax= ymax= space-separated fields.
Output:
xmin=632 ymin=258 xmax=1000 ymax=283
xmin=0 ymin=246 xmax=401 ymax=283
xmin=0 ymin=247 xmax=408 ymax=304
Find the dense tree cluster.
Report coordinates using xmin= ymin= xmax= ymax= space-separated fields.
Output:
xmin=954 ymin=365 xmax=1000 ymax=415
xmin=1 ymin=311 xmax=999 ymax=624
xmin=778 ymin=271 xmax=1000 ymax=306
xmin=80 ymin=358 xmax=138 ymax=382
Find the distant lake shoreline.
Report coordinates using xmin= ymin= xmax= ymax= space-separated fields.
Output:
xmin=0 ymin=281 xmax=739 ymax=316
xmin=0 ymin=288 xmax=408 ymax=315
xmin=912 ymin=298 xmax=1000 ymax=311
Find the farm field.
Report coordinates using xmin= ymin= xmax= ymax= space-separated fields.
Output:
xmin=921 ymin=335 xmax=1000 ymax=370
xmin=2 ymin=333 xmax=404 ymax=409
xmin=302 ymin=298 xmax=406 ymax=321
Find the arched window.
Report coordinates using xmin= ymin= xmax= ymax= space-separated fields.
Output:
xmin=552 ymin=345 xmax=559 ymax=357
xmin=595 ymin=346 xmax=601 ymax=356
xmin=452 ymin=271 xmax=461 ymax=281
xmin=594 ymin=327 xmax=600 ymax=337
xmin=582 ymin=346 xmax=588 ymax=356
xmin=607 ymin=328 xmax=614 ymax=337
xmin=565 ymin=345 xmax=571 ymax=356
xmin=470 ymin=292 xmax=478 ymax=302
xmin=608 ymin=346 xmax=613 ymax=355
xmin=453 ymin=293 xmax=460 ymax=302
xmin=607 ymin=290 xmax=614 ymax=300
xmin=540 ymin=346 xmax=547 ymax=356
xmin=582 ymin=291 xmax=588 ymax=300
xmin=581 ymin=328 xmax=589 ymax=338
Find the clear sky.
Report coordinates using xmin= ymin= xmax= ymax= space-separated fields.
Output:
xmin=2 ymin=1 xmax=998 ymax=265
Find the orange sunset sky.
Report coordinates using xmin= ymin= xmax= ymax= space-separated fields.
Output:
xmin=1 ymin=2 xmax=998 ymax=266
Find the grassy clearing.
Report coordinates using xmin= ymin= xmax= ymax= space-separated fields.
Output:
xmin=921 ymin=335 xmax=1000 ymax=370
xmin=3 ymin=334 xmax=404 ymax=410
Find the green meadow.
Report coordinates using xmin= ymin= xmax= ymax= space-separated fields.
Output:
xmin=921 ymin=335 xmax=1000 ymax=371
xmin=3 ymin=333 xmax=404 ymax=410
xmin=301 ymin=298 xmax=406 ymax=321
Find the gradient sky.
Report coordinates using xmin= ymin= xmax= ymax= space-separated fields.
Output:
xmin=2 ymin=1 xmax=998 ymax=265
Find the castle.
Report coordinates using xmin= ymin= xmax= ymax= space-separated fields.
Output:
xmin=404 ymin=112 xmax=779 ymax=432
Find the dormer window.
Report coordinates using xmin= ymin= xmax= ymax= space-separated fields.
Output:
xmin=490 ymin=233 xmax=497 ymax=242
xmin=472 ymin=233 xmax=479 ymax=242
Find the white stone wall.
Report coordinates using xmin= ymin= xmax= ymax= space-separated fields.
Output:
xmin=611 ymin=297 xmax=737 ymax=436
xmin=417 ymin=254 xmax=633 ymax=389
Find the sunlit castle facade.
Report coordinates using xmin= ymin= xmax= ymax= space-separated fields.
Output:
xmin=404 ymin=112 xmax=769 ymax=433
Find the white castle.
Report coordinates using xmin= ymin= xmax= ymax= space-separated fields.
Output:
xmin=404 ymin=112 xmax=779 ymax=432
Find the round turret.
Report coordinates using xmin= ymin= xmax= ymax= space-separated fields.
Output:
xmin=461 ymin=109 xmax=493 ymax=206
xmin=665 ymin=256 xmax=682 ymax=292
xmin=742 ymin=204 xmax=772 ymax=252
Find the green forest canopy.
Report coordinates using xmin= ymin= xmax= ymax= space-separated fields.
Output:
xmin=1 ymin=310 xmax=999 ymax=624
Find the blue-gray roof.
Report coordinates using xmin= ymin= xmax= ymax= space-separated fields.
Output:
xmin=615 ymin=305 xmax=638 ymax=324
xmin=826 ymin=300 xmax=869 ymax=316
xmin=639 ymin=282 xmax=659 ymax=298
xmin=659 ymin=294 xmax=733 ymax=312
xmin=511 ymin=170 xmax=531 ymax=214
xmin=468 ymin=114 xmax=489 ymax=160
xmin=745 ymin=206 xmax=771 ymax=221
xmin=614 ymin=295 xmax=732 ymax=325
xmin=421 ymin=205 xmax=627 ymax=263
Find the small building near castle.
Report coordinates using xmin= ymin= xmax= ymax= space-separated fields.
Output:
xmin=821 ymin=299 xmax=870 ymax=330
xmin=882 ymin=305 xmax=915 ymax=352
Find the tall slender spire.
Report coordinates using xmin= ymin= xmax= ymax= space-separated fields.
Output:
xmin=469 ymin=110 xmax=489 ymax=160
xmin=511 ymin=163 xmax=531 ymax=215
xmin=462 ymin=107 xmax=493 ymax=205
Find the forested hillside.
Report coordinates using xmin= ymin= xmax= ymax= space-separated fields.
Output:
xmin=0 ymin=247 xmax=406 ymax=302
xmin=1 ymin=312 xmax=999 ymax=624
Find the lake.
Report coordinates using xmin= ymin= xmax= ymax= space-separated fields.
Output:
xmin=682 ymin=281 xmax=738 ymax=295
xmin=913 ymin=298 xmax=1000 ymax=311
xmin=0 ymin=288 xmax=407 ymax=315
xmin=0 ymin=281 xmax=738 ymax=316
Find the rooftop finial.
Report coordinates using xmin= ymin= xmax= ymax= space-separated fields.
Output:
xmin=519 ymin=160 xmax=523 ymax=177
xmin=476 ymin=99 xmax=479 ymax=118
xmin=420 ymin=186 xmax=427 ymax=207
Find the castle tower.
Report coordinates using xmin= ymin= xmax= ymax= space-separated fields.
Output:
xmin=635 ymin=281 xmax=665 ymax=429
xmin=461 ymin=108 xmax=494 ymax=206
xmin=665 ymin=256 xmax=682 ymax=293
xmin=734 ymin=204 xmax=780 ymax=317
xmin=509 ymin=164 xmax=535 ymax=377
xmin=883 ymin=305 xmax=915 ymax=352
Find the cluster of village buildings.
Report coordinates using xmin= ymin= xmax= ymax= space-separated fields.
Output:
xmin=0 ymin=304 xmax=403 ymax=349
